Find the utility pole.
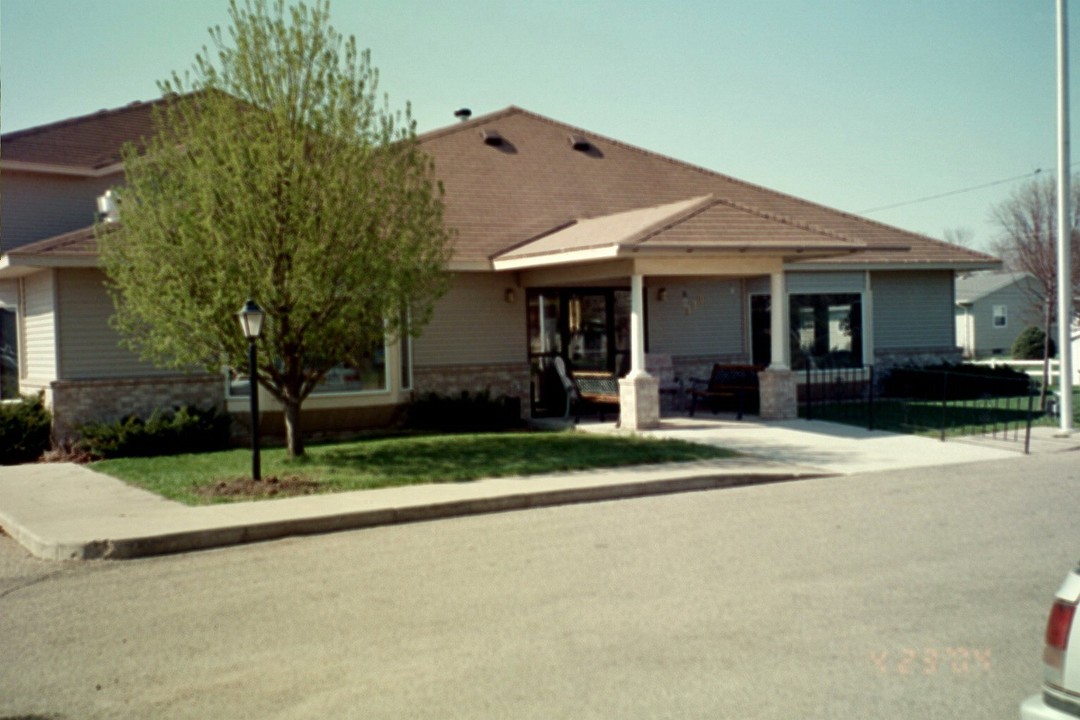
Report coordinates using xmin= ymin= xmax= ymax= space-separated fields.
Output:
xmin=1056 ymin=0 xmax=1075 ymax=434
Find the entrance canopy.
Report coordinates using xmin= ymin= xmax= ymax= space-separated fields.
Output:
xmin=491 ymin=195 xmax=874 ymax=284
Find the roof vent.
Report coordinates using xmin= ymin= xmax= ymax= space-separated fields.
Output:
xmin=481 ymin=129 xmax=505 ymax=146
xmin=569 ymin=134 xmax=592 ymax=152
xmin=96 ymin=190 xmax=119 ymax=224
xmin=454 ymin=108 xmax=472 ymax=122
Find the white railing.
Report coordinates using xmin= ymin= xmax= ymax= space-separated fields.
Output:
xmin=971 ymin=359 xmax=1068 ymax=386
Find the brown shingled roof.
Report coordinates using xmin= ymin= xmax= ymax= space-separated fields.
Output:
xmin=3 ymin=99 xmax=999 ymax=271
xmin=494 ymin=195 xmax=866 ymax=267
xmin=419 ymin=106 xmax=998 ymax=269
xmin=6 ymin=224 xmax=102 ymax=257
xmin=1 ymin=98 xmax=168 ymax=171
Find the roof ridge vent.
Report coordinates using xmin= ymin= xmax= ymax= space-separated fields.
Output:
xmin=481 ymin=129 xmax=505 ymax=146
xmin=569 ymin=134 xmax=591 ymax=152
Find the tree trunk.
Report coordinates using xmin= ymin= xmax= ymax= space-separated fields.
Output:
xmin=1042 ymin=301 xmax=1053 ymax=411
xmin=282 ymin=397 xmax=305 ymax=458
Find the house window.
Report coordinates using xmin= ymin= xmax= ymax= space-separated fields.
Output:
xmin=225 ymin=338 xmax=388 ymax=398
xmin=0 ymin=308 xmax=18 ymax=403
xmin=0 ymin=308 xmax=18 ymax=400
xmin=399 ymin=309 xmax=412 ymax=391
xmin=526 ymin=288 xmax=631 ymax=417
xmin=789 ymin=293 xmax=863 ymax=370
xmin=992 ymin=305 xmax=1007 ymax=328
xmin=310 ymin=343 xmax=387 ymax=395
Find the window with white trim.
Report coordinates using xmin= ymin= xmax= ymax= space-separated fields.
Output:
xmin=225 ymin=337 xmax=388 ymax=399
xmin=0 ymin=308 xmax=18 ymax=399
xmin=992 ymin=304 xmax=1007 ymax=328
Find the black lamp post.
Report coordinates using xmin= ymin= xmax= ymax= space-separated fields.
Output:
xmin=237 ymin=299 xmax=265 ymax=480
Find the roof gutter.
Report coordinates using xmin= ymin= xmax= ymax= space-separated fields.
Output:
xmin=1 ymin=159 xmax=124 ymax=178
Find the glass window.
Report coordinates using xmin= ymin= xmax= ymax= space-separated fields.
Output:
xmin=311 ymin=342 xmax=387 ymax=395
xmin=225 ymin=366 xmax=252 ymax=398
xmin=992 ymin=305 xmax=1007 ymax=328
xmin=789 ymin=293 xmax=862 ymax=370
xmin=399 ymin=332 xmax=412 ymax=392
xmin=225 ymin=338 xmax=388 ymax=398
xmin=1 ymin=309 xmax=19 ymax=400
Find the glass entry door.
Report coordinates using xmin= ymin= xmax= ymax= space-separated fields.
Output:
xmin=528 ymin=289 xmax=630 ymax=416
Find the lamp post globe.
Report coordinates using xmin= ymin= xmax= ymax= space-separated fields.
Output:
xmin=237 ymin=299 xmax=265 ymax=480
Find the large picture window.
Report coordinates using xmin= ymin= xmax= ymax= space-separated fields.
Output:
xmin=310 ymin=345 xmax=387 ymax=395
xmin=0 ymin=308 xmax=18 ymax=400
xmin=789 ymin=293 xmax=862 ymax=369
xmin=226 ymin=339 xmax=388 ymax=398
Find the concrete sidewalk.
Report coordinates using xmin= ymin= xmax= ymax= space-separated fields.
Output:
xmin=1 ymin=417 xmax=1075 ymax=561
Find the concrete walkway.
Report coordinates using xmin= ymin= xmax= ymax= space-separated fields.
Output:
xmin=1 ymin=417 xmax=1075 ymax=561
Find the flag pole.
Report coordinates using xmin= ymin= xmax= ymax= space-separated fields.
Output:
xmin=1056 ymin=0 xmax=1075 ymax=434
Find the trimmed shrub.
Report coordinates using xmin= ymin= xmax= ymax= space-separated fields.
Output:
xmin=1012 ymin=325 xmax=1057 ymax=360
xmin=406 ymin=391 xmax=523 ymax=432
xmin=76 ymin=405 xmax=232 ymax=459
xmin=880 ymin=363 xmax=1032 ymax=401
xmin=0 ymin=392 xmax=52 ymax=465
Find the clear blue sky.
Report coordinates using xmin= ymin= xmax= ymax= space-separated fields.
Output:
xmin=2 ymin=0 xmax=1076 ymax=251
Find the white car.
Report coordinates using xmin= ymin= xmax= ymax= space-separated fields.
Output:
xmin=1022 ymin=562 xmax=1080 ymax=719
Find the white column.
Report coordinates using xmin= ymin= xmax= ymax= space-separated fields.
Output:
xmin=629 ymin=273 xmax=647 ymax=376
xmin=862 ymin=271 xmax=874 ymax=367
xmin=769 ymin=271 xmax=789 ymax=370
xmin=619 ymin=272 xmax=659 ymax=429
xmin=760 ymin=269 xmax=798 ymax=419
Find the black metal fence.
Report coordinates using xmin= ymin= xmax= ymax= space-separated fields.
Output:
xmin=801 ymin=366 xmax=1039 ymax=453
xmin=801 ymin=365 xmax=875 ymax=429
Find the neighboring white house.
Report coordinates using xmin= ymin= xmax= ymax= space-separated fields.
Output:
xmin=955 ymin=271 xmax=1043 ymax=359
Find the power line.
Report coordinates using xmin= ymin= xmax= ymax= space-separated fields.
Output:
xmin=858 ymin=168 xmax=1047 ymax=215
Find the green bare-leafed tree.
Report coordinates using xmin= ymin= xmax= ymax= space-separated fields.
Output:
xmin=99 ymin=0 xmax=452 ymax=457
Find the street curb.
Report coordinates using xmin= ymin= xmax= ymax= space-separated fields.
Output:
xmin=19 ymin=471 xmax=829 ymax=561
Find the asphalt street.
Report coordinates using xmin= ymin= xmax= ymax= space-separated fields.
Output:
xmin=2 ymin=451 xmax=1078 ymax=719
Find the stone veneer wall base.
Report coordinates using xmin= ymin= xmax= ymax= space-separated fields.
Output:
xmin=50 ymin=375 xmax=225 ymax=445
xmin=412 ymin=362 xmax=531 ymax=418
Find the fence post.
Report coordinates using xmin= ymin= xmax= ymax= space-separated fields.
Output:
xmin=1024 ymin=379 xmax=1035 ymax=454
xmin=940 ymin=372 xmax=949 ymax=442
xmin=867 ymin=366 xmax=875 ymax=431
xmin=805 ymin=363 xmax=812 ymax=420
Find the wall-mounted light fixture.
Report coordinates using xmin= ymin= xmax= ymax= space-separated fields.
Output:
xmin=504 ymin=288 xmax=516 ymax=304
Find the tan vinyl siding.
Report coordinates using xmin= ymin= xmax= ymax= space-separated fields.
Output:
xmin=872 ymin=271 xmax=955 ymax=349
xmin=647 ymin=279 xmax=744 ymax=356
xmin=413 ymin=272 xmax=526 ymax=366
xmin=1 ymin=170 xmax=122 ymax=252
xmin=22 ymin=270 xmax=58 ymax=381
xmin=56 ymin=268 xmax=172 ymax=379
xmin=786 ymin=271 xmax=866 ymax=295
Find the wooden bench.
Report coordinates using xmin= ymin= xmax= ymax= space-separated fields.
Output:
xmin=573 ymin=371 xmax=620 ymax=406
xmin=688 ymin=364 xmax=763 ymax=419
xmin=553 ymin=358 xmax=619 ymax=423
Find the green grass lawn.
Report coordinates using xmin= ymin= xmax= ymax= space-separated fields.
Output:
xmin=93 ymin=431 xmax=738 ymax=505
